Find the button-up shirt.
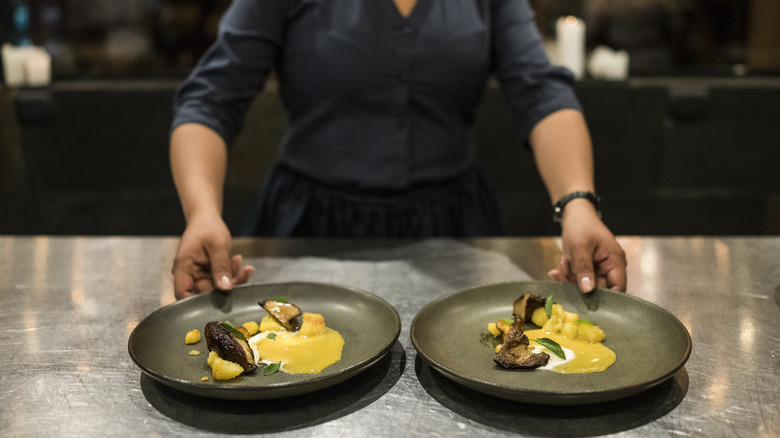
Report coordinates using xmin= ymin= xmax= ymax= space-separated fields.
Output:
xmin=172 ymin=0 xmax=581 ymax=190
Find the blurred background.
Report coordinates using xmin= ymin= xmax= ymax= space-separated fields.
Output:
xmin=1 ymin=0 xmax=779 ymax=236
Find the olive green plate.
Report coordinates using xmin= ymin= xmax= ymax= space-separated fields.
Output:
xmin=410 ymin=281 xmax=691 ymax=405
xmin=129 ymin=282 xmax=401 ymax=400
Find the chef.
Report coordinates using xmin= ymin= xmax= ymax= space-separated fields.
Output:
xmin=168 ymin=0 xmax=627 ymax=299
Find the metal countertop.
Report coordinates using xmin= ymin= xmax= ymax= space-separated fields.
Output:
xmin=1 ymin=236 xmax=778 ymax=437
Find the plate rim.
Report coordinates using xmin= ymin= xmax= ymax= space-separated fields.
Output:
xmin=410 ymin=280 xmax=692 ymax=405
xmin=128 ymin=281 xmax=401 ymax=400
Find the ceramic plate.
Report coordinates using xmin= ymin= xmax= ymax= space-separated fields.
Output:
xmin=129 ymin=282 xmax=401 ymax=400
xmin=411 ymin=281 xmax=691 ymax=405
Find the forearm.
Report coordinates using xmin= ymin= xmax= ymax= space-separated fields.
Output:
xmin=529 ymin=109 xmax=595 ymax=202
xmin=529 ymin=109 xmax=598 ymax=220
xmin=531 ymin=109 xmax=626 ymax=292
xmin=170 ymin=123 xmax=228 ymax=222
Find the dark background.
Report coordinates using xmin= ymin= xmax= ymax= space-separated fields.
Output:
xmin=2 ymin=0 xmax=779 ymax=236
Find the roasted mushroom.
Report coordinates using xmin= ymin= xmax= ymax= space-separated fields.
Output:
xmin=494 ymin=317 xmax=549 ymax=369
xmin=512 ymin=292 xmax=545 ymax=322
xmin=204 ymin=321 xmax=257 ymax=373
xmin=259 ymin=299 xmax=302 ymax=331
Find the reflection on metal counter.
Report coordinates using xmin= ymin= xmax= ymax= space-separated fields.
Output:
xmin=0 ymin=236 xmax=778 ymax=437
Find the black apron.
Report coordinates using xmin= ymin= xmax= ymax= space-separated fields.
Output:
xmin=241 ymin=164 xmax=503 ymax=238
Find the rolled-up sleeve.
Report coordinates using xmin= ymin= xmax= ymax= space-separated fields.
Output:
xmin=171 ymin=0 xmax=290 ymax=146
xmin=490 ymin=0 xmax=582 ymax=147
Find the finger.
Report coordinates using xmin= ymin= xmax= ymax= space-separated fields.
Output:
xmin=194 ymin=277 xmax=216 ymax=294
xmin=594 ymin=244 xmax=628 ymax=292
xmin=230 ymin=254 xmax=243 ymax=276
xmin=559 ymin=256 xmax=577 ymax=283
xmin=547 ymin=269 xmax=567 ymax=282
xmin=229 ymin=254 xmax=255 ymax=285
xmin=173 ymin=277 xmax=193 ymax=300
xmin=570 ymin=246 xmax=596 ymax=293
xmin=173 ymin=261 xmax=196 ymax=300
xmin=604 ymin=259 xmax=628 ymax=292
xmin=206 ymin=243 xmax=234 ymax=291
xmin=235 ymin=265 xmax=255 ymax=285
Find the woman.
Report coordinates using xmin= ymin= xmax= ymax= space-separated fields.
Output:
xmin=169 ymin=0 xmax=627 ymax=299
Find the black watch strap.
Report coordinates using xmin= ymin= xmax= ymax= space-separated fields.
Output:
xmin=553 ymin=191 xmax=601 ymax=223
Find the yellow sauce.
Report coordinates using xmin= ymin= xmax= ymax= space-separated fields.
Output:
xmin=249 ymin=327 xmax=344 ymax=374
xmin=525 ymin=329 xmax=616 ymax=374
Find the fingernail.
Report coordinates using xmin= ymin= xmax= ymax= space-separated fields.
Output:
xmin=580 ymin=276 xmax=594 ymax=292
xmin=217 ymin=275 xmax=232 ymax=290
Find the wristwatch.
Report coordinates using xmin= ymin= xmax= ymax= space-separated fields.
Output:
xmin=553 ymin=191 xmax=601 ymax=223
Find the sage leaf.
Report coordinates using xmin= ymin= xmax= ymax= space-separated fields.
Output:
xmin=273 ymin=296 xmax=289 ymax=303
xmin=501 ymin=318 xmax=514 ymax=324
xmin=575 ymin=319 xmax=593 ymax=325
xmin=264 ymin=362 xmax=281 ymax=376
xmin=220 ymin=321 xmax=246 ymax=341
xmin=267 ymin=332 xmax=277 ymax=340
xmin=545 ymin=294 xmax=554 ymax=319
xmin=532 ymin=337 xmax=566 ymax=360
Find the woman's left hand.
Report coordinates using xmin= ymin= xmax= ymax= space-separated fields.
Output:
xmin=547 ymin=199 xmax=627 ymax=292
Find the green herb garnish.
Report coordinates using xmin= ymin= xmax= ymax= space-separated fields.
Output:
xmin=264 ymin=362 xmax=281 ymax=376
xmin=273 ymin=296 xmax=289 ymax=303
xmin=501 ymin=318 xmax=514 ymax=324
xmin=575 ymin=319 xmax=593 ymax=325
xmin=219 ymin=321 xmax=246 ymax=341
xmin=544 ymin=294 xmax=554 ymax=319
xmin=267 ymin=332 xmax=277 ymax=340
xmin=532 ymin=337 xmax=566 ymax=360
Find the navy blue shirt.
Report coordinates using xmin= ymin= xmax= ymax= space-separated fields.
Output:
xmin=172 ymin=0 xmax=581 ymax=191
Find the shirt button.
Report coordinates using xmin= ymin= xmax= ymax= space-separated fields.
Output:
xmin=402 ymin=26 xmax=413 ymax=35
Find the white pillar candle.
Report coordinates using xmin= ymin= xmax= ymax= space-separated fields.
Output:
xmin=2 ymin=43 xmax=28 ymax=87
xmin=556 ymin=16 xmax=586 ymax=80
xmin=23 ymin=48 xmax=52 ymax=87
xmin=2 ymin=44 xmax=52 ymax=87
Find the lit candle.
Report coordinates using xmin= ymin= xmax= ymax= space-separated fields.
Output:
xmin=556 ymin=16 xmax=586 ymax=80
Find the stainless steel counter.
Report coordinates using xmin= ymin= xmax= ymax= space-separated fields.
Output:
xmin=1 ymin=236 xmax=778 ymax=437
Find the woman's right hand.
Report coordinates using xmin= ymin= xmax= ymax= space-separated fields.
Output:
xmin=171 ymin=213 xmax=255 ymax=300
